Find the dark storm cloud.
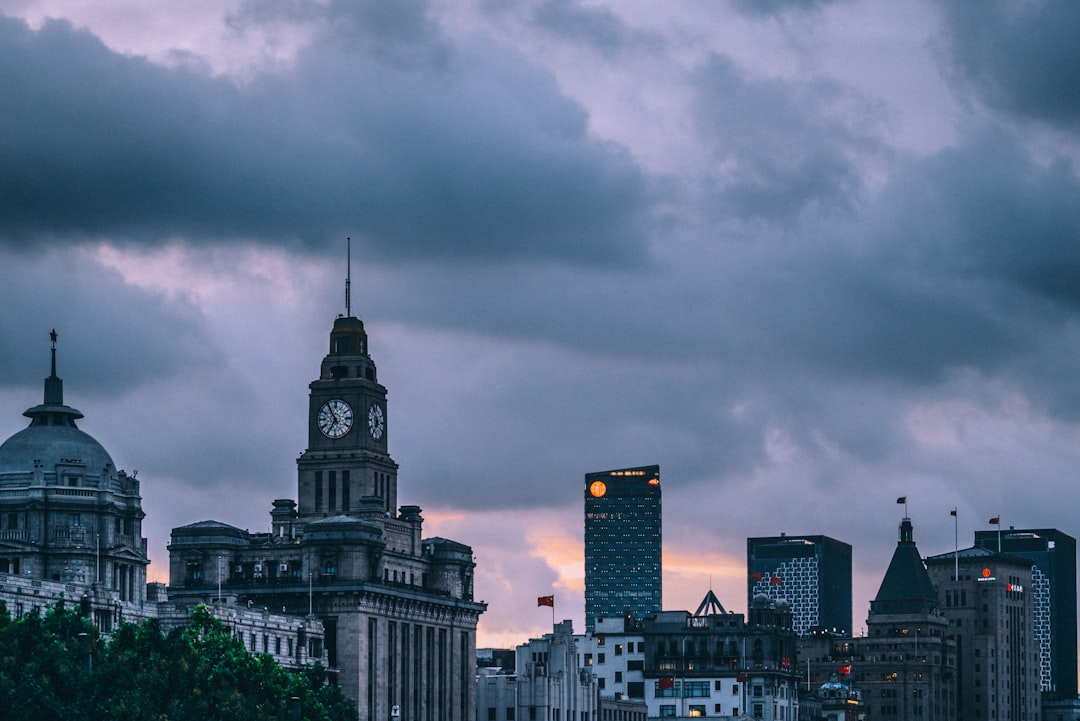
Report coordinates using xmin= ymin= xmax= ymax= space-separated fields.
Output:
xmin=527 ymin=0 xmax=665 ymax=59
xmin=729 ymin=0 xmax=845 ymax=18
xmin=0 ymin=11 xmax=652 ymax=266
xmin=717 ymin=126 xmax=1080 ymax=395
xmin=0 ymin=249 xmax=217 ymax=395
xmin=870 ymin=128 xmax=1080 ymax=310
xmin=935 ymin=0 xmax=1080 ymax=129
xmin=384 ymin=116 xmax=1080 ymax=507
xmin=689 ymin=54 xmax=881 ymax=225
xmin=228 ymin=0 xmax=449 ymax=70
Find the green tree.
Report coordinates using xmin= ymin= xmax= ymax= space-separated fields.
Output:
xmin=0 ymin=600 xmax=356 ymax=721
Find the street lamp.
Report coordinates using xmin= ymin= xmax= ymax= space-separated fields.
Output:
xmin=76 ymin=632 xmax=93 ymax=673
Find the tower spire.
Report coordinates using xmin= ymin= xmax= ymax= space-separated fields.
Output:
xmin=345 ymin=237 xmax=352 ymax=318
xmin=44 ymin=328 xmax=64 ymax=406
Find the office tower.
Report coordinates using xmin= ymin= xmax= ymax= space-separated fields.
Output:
xmin=746 ymin=534 xmax=852 ymax=636
xmin=584 ymin=465 xmax=662 ymax=632
xmin=926 ymin=543 xmax=1039 ymax=721
xmin=974 ymin=527 xmax=1077 ymax=700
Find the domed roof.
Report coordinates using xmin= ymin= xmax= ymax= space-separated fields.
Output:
xmin=0 ymin=424 xmax=115 ymax=477
xmin=0 ymin=331 xmax=118 ymax=484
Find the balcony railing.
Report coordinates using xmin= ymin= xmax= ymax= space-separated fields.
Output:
xmin=53 ymin=527 xmax=93 ymax=543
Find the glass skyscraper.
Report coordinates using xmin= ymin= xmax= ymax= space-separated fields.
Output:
xmin=746 ymin=534 xmax=852 ymax=637
xmin=584 ymin=465 xmax=661 ymax=632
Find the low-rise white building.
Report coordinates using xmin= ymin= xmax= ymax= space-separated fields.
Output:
xmin=580 ymin=592 xmax=799 ymax=721
xmin=517 ymin=620 xmax=598 ymax=721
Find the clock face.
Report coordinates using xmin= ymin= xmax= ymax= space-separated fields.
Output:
xmin=368 ymin=402 xmax=385 ymax=440
xmin=317 ymin=399 xmax=353 ymax=439
xmin=589 ymin=480 xmax=607 ymax=498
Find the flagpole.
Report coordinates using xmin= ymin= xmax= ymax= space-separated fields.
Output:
xmin=952 ymin=508 xmax=958 ymax=582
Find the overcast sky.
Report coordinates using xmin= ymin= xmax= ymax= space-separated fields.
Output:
xmin=2 ymin=0 xmax=1080 ymax=647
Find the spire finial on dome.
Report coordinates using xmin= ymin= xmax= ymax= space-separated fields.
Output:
xmin=49 ymin=329 xmax=58 ymax=378
xmin=19 ymin=330 xmax=83 ymax=425
xmin=44 ymin=329 xmax=64 ymax=406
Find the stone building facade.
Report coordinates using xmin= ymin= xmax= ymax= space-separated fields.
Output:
xmin=0 ymin=332 xmax=147 ymax=603
xmin=167 ymin=312 xmax=486 ymax=720
xmin=926 ymin=545 xmax=1040 ymax=721
xmin=0 ymin=332 xmax=325 ymax=674
xmin=797 ymin=517 xmax=957 ymax=721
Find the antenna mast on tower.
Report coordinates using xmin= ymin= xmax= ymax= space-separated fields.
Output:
xmin=345 ymin=237 xmax=352 ymax=317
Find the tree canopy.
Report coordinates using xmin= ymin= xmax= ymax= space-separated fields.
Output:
xmin=0 ymin=599 xmax=356 ymax=721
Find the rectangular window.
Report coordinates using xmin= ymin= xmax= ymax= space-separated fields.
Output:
xmin=655 ymin=682 xmax=680 ymax=698
xmin=342 ymin=470 xmax=350 ymax=512
xmin=659 ymin=706 xmax=676 ymax=718
xmin=598 ymin=653 xmax=605 ymax=664
xmin=684 ymin=681 xmax=710 ymax=698
xmin=488 ymin=709 xmax=497 ymax=721
xmin=69 ymin=513 xmax=81 ymax=527
xmin=615 ymin=644 xmax=623 ymax=655
xmin=689 ymin=706 xmax=705 ymax=717
xmin=507 ymin=709 xmax=515 ymax=721
xmin=328 ymin=471 xmax=337 ymax=512
xmin=314 ymin=472 xmax=323 ymax=510
xmin=615 ymin=671 xmax=622 ymax=683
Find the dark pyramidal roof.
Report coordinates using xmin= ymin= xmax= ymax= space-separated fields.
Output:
xmin=871 ymin=517 xmax=939 ymax=616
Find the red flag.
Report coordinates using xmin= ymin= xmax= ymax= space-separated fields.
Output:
xmin=781 ymin=657 xmax=791 ymax=669
xmin=736 ymin=673 xmax=749 ymax=682
xmin=769 ymin=576 xmax=782 ymax=585
xmin=659 ymin=677 xmax=675 ymax=690
xmin=838 ymin=664 xmax=851 ymax=675
xmin=950 ymin=509 xmax=957 ymax=517
xmin=989 ymin=517 xmax=1000 ymax=525
xmin=537 ymin=595 xmax=554 ymax=607
xmin=751 ymin=572 xmax=763 ymax=580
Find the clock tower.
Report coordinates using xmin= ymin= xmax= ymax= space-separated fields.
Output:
xmin=170 ymin=298 xmax=485 ymax=719
xmin=296 ymin=314 xmax=398 ymax=520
